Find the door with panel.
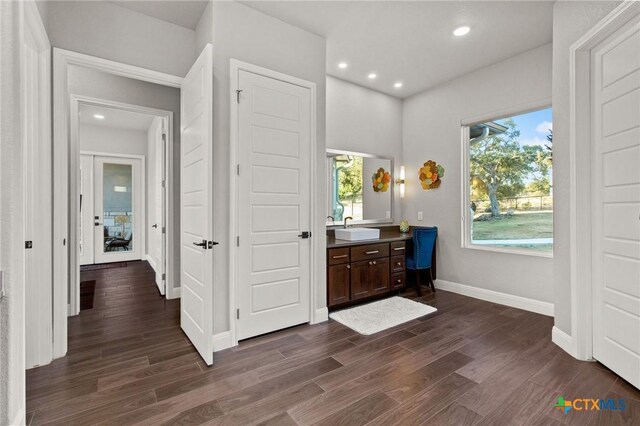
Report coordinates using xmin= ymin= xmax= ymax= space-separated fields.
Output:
xmin=180 ymin=44 xmax=215 ymax=365
xmin=592 ymin=12 xmax=640 ymax=389
xmin=150 ymin=118 xmax=166 ymax=294
xmin=236 ymin=69 xmax=312 ymax=340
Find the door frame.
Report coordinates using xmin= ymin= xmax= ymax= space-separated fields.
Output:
xmin=53 ymin=48 xmax=182 ymax=358
xmin=228 ymin=59 xmax=320 ymax=347
xmin=69 ymin=95 xmax=172 ymax=315
xmin=561 ymin=0 xmax=640 ymax=360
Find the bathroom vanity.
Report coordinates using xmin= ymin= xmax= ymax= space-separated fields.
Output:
xmin=326 ymin=227 xmax=436 ymax=308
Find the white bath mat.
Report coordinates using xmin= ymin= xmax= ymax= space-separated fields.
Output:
xmin=329 ymin=296 xmax=437 ymax=335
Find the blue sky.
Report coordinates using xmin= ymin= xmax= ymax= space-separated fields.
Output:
xmin=496 ymin=107 xmax=552 ymax=147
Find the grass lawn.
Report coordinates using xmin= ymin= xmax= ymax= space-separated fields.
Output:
xmin=472 ymin=211 xmax=553 ymax=240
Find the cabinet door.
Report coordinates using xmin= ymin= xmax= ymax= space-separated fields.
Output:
xmin=328 ymin=264 xmax=350 ymax=306
xmin=370 ymin=257 xmax=390 ymax=295
xmin=350 ymin=260 xmax=371 ymax=300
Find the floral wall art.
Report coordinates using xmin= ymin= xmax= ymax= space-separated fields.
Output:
xmin=419 ymin=160 xmax=445 ymax=190
xmin=371 ymin=167 xmax=391 ymax=193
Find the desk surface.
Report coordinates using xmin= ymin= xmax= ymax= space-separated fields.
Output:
xmin=326 ymin=228 xmax=412 ymax=249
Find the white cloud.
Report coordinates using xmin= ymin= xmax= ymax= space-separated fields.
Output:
xmin=536 ymin=121 xmax=553 ymax=134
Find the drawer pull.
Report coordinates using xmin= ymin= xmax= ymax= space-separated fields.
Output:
xmin=365 ymin=250 xmax=379 ymax=255
xmin=332 ymin=254 xmax=348 ymax=259
xmin=393 ymin=247 xmax=405 ymax=251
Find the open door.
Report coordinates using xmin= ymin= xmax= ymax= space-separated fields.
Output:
xmin=180 ymin=44 xmax=215 ymax=365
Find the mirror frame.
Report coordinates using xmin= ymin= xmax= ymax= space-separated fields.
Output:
xmin=326 ymin=148 xmax=394 ymax=227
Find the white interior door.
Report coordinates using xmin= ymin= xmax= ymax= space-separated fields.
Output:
xmin=236 ymin=69 xmax=312 ymax=340
xmin=180 ymin=44 xmax=214 ymax=365
xmin=150 ymin=118 xmax=166 ymax=294
xmin=93 ymin=156 xmax=143 ymax=264
xmin=592 ymin=13 xmax=640 ymax=389
xmin=79 ymin=154 xmax=95 ymax=266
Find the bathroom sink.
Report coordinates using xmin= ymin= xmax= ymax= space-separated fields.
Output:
xmin=334 ymin=227 xmax=380 ymax=241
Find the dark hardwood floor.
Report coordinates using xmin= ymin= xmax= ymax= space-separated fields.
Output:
xmin=26 ymin=261 xmax=640 ymax=425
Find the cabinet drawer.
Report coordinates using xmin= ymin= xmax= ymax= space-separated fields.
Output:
xmin=350 ymin=243 xmax=389 ymax=262
xmin=391 ymin=272 xmax=406 ymax=290
xmin=390 ymin=255 xmax=405 ymax=273
xmin=390 ymin=241 xmax=407 ymax=255
xmin=328 ymin=247 xmax=350 ymax=265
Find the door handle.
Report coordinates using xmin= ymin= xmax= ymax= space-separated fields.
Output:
xmin=298 ymin=231 xmax=312 ymax=239
xmin=208 ymin=241 xmax=219 ymax=249
xmin=152 ymin=224 xmax=158 ymax=228
xmin=193 ymin=240 xmax=207 ymax=248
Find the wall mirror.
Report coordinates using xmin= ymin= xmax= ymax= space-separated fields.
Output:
xmin=326 ymin=149 xmax=394 ymax=226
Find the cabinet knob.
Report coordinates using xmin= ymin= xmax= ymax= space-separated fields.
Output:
xmin=347 ymin=265 xmax=351 ymax=269
xmin=397 ymin=262 xmax=401 ymax=266
xmin=397 ymin=279 xmax=402 ymax=283
xmin=372 ymin=261 xmax=376 ymax=265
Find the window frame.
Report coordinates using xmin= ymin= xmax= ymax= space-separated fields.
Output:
xmin=461 ymin=103 xmax=554 ymax=258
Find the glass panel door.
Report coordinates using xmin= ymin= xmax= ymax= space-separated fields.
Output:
xmin=94 ymin=156 xmax=142 ymax=264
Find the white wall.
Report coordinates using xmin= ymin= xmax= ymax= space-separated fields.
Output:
xmin=45 ymin=0 xmax=196 ymax=77
xmin=552 ymin=1 xmax=621 ymax=335
xmin=195 ymin=1 xmax=213 ymax=55
xmin=0 ymin=1 xmax=25 ymax=423
xmin=402 ymin=43 xmax=553 ymax=306
xmin=211 ymin=1 xmax=327 ymax=334
xmin=68 ymin=66 xmax=182 ymax=295
xmin=327 ymin=76 xmax=403 ymax=223
xmin=80 ymin=124 xmax=148 ymax=156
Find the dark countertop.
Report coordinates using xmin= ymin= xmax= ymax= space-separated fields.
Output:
xmin=326 ymin=227 xmax=413 ymax=248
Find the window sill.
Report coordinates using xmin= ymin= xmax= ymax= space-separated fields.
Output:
xmin=463 ymin=242 xmax=554 ymax=258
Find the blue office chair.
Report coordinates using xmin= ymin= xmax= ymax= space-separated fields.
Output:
xmin=406 ymin=226 xmax=437 ymax=296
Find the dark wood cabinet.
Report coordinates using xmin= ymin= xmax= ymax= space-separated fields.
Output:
xmin=327 ymin=263 xmax=351 ymax=306
xmin=327 ymin=240 xmax=406 ymax=308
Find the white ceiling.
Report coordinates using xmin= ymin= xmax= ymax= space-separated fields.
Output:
xmin=242 ymin=1 xmax=554 ymax=98
xmin=79 ymin=104 xmax=156 ymax=131
xmin=109 ymin=0 xmax=208 ymax=30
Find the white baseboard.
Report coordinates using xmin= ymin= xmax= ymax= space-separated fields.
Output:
xmin=145 ymin=254 xmax=157 ymax=272
xmin=434 ymin=279 xmax=554 ymax=317
xmin=212 ymin=331 xmax=235 ymax=352
xmin=312 ymin=307 xmax=329 ymax=324
xmin=10 ymin=407 xmax=25 ymax=426
xmin=166 ymin=286 xmax=180 ymax=300
xmin=552 ymin=326 xmax=577 ymax=357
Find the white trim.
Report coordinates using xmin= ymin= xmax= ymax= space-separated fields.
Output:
xmin=229 ymin=59 xmax=320 ymax=345
xmin=434 ymin=279 xmax=554 ymax=317
xmin=568 ymin=0 xmax=640 ymax=361
xmin=146 ymin=254 xmax=157 ymax=272
xmin=314 ymin=307 xmax=329 ymax=324
xmin=53 ymin=49 xmax=181 ymax=358
xmin=168 ymin=286 xmax=181 ymax=300
xmin=11 ymin=409 xmax=25 ymax=426
xmin=212 ymin=331 xmax=234 ymax=352
xmin=552 ymin=326 xmax=577 ymax=358
xmin=460 ymin=97 xmax=552 ymax=127
xmin=53 ymin=48 xmax=183 ymax=88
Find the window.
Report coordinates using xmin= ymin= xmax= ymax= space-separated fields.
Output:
xmin=463 ymin=108 xmax=553 ymax=255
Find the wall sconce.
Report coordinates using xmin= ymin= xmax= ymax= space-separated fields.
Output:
xmin=395 ymin=166 xmax=405 ymax=198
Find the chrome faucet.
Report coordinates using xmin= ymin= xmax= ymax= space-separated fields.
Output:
xmin=343 ymin=216 xmax=353 ymax=229
xmin=327 ymin=215 xmax=335 ymax=223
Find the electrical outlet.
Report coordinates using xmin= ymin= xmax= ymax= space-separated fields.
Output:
xmin=417 ymin=211 xmax=423 ymax=221
xmin=385 ymin=211 xmax=391 ymax=218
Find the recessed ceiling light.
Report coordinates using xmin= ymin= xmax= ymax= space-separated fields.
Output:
xmin=453 ymin=26 xmax=470 ymax=37
xmin=394 ymin=82 xmax=403 ymax=88
xmin=93 ymin=114 xmax=105 ymax=120
xmin=338 ymin=62 xmax=348 ymax=69
xmin=368 ymin=73 xmax=377 ymax=79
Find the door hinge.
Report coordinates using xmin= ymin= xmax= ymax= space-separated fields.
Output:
xmin=236 ymin=89 xmax=243 ymax=104
xmin=162 ymin=227 xmax=166 ymax=234
xmin=0 ymin=270 xmax=4 ymax=300
xmin=162 ymin=273 xmax=166 ymax=281
xmin=162 ymin=180 xmax=166 ymax=188
xmin=236 ymin=236 xmax=239 ymax=247
xmin=237 ymin=308 xmax=240 ymax=319
xmin=25 ymin=241 xmax=33 ymax=249
xmin=236 ymin=164 xmax=240 ymax=176
xmin=162 ymin=133 xmax=167 ymax=142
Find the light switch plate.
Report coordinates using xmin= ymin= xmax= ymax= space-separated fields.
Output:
xmin=417 ymin=211 xmax=423 ymax=221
